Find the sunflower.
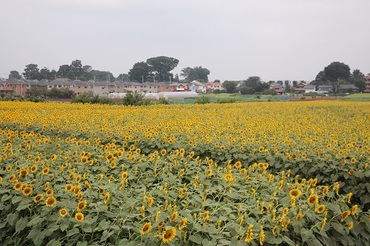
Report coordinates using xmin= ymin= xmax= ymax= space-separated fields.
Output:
xmin=234 ymin=161 xmax=242 ymax=169
xmin=121 ymin=171 xmax=128 ymax=180
xmin=19 ymin=168 xmax=29 ymax=176
xmin=65 ymin=184 xmax=73 ymax=192
xmin=179 ymin=169 xmax=185 ymax=177
xmin=51 ymin=154 xmax=57 ymax=162
xmin=0 ymin=177 xmax=3 ymax=183
xmin=77 ymin=200 xmax=87 ymax=211
xmin=141 ymin=222 xmax=152 ymax=235
xmin=258 ymin=146 xmax=265 ymax=153
xmin=340 ymin=210 xmax=351 ymax=222
xmin=259 ymin=226 xmax=265 ymax=246
xmin=322 ymin=186 xmax=329 ymax=196
xmin=42 ymin=167 xmax=50 ymax=175
xmin=75 ymin=212 xmax=84 ymax=222
xmin=84 ymin=181 xmax=91 ymax=190
xmin=46 ymin=189 xmax=54 ymax=197
xmin=22 ymin=187 xmax=33 ymax=196
xmin=348 ymin=221 xmax=354 ymax=230
xmin=351 ymin=205 xmax=358 ymax=215
xmin=315 ymin=204 xmax=326 ymax=214
xmin=59 ymin=208 xmax=68 ymax=217
xmin=147 ymin=197 xmax=154 ymax=208
xmin=307 ymin=194 xmax=318 ymax=205
xmin=350 ymin=158 xmax=356 ymax=164
xmin=30 ymin=165 xmax=38 ymax=173
xmin=45 ymin=196 xmax=57 ymax=207
xmin=170 ymin=211 xmax=179 ymax=222
xmin=289 ymin=189 xmax=302 ymax=199
xmin=162 ymin=227 xmax=176 ymax=243
xmin=33 ymin=194 xmax=44 ymax=203
xmin=244 ymin=224 xmax=254 ymax=243
xmin=178 ymin=218 xmax=188 ymax=230
xmin=14 ymin=182 xmax=23 ymax=191
xmin=206 ymin=169 xmax=212 ymax=177
xmin=104 ymin=192 xmax=110 ymax=204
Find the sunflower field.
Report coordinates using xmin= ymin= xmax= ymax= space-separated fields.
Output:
xmin=0 ymin=101 xmax=369 ymax=246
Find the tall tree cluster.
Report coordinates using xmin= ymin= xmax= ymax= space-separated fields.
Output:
xmin=312 ymin=61 xmax=366 ymax=92
xmin=128 ymin=56 xmax=179 ymax=82
xmin=17 ymin=60 xmax=121 ymax=82
xmin=181 ymin=66 xmax=210 ymax=82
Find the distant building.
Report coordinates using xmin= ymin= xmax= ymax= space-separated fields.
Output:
xmin=365 ymin=73 xmax=370 ymax=93
xmin=270 ymin=83 xmax=285 ymax=94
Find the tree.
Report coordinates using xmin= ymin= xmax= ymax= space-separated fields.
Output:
xmin=70 ymin=60 xmax=83 ymax=79
xmin=350 ymin=69 xmax=365 ymax=92
xmin=146 ymin=56 xmax=179 ymax=82
xmin=23 ymin=64 xmax=40 ymax=80
xmin=324 ymin=62 xmax=351 ymax=82
xmin=8 ymin=70 xmax=22 ymax=80
xmin=181 ymin=66 xmax=210 ymax=82
xmin=284 ymin=81 xmax=291 ymax=92
xmin=39 ymin=67 xmax=56 ymax=80
xmin=128 ymin=62 xmax=152 ymax=82
xmin=117 ymin=73 xmax=130 ymax=82
xmin=57 ymin=64 xmax=71 ymax=78
xmin=223 ymin=81 xmax=238 ymax=93
xmin=90 ymin=70 xmax=115 ymax=82
xmin=243 ymin=76 xmax=269 ymax=93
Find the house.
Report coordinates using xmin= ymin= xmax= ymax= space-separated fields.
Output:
xmin=270 ymin=83 xmax=285 ymax=94
xmin=293 ymin=81 xmax=307 ymax=93
xmin=365 ymin=73 xmax=370 ymax=93
xmin=303 ymin=85 xmax=316 ymax=94
xmin=317 ymin=85 xmax=332 ymax=94
xmin=2 ymin=80 xmax=29 ymax=97
xmin=170 ymin=83 xmax=190 ymax=92
xmin=190 ymin=80 xmax=206 ymax=93
xmin=71 ymin=81 xmax=94 ymax=95
xmin=0 ymin=79 xmax=13 ymax=97
xmin=206 ymin=82 xmax=224 ymax=93
xmin=338 ymin=84 xmax=359 ymax=93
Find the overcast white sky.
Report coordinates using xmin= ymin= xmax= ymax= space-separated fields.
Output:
xmin=1 ymin=0 xmax=369 ymax=82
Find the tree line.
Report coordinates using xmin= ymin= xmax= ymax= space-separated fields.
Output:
xmin=311 ymin=62 xmax=366 ymax=93
xmin=7 ymin=56 xmax=211 ymax=83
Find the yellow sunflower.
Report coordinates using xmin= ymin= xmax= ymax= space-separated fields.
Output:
xmin=59 ymin=208 xmax=68 ymax=217
xmin=45 ymin=196 xmax=57 ymax=207
xmin=75 ymin=212 xmax=84 ymax=222
xmin=162 ymin=227 xmax=176 ymax=243
xmin=141 ymin=222 xmax=152 ymax=235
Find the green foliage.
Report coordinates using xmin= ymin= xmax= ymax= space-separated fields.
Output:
xmin=262 ymin=89 xmax=278 ymax=95
xmin=128 ymin=62 xmax=152 ymax=82
xmin=122 ymin=91 xmax=145 ymax=106
xmin=71 ymin=92 xmax=114 ymax=104
xmin=215 ymin=98 xmax=236 ymax=103
xmin=222 ymin=81 xmax=238 ymax=93
xmin=147 ymin=56 xmax=179 ymax=82
xmin=195 ymin=95 xmax=210 ymax=104
xmin=181 ymin=66 xmax=210 ymax=82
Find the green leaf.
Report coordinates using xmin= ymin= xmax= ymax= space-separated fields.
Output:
xmin=28 ymin=216 xmax=44 ymax=227
xmin=301 ymin=227 xmax=313 ymax=242
xmin=16 ymin=199 xmax=31 ymax=211
xmin=1 ymin=194 xmax=12 ymax=202
xmin=15 ymin=217 xmax=28 ymax=233
xmin=331 ymin=222 xmax=346 ymax=235
xmin=76 ymin=241 xmax=88 ymax=246
xmin=189 ymin=233 xmax=203 ymax=244
xmin=11 ymin=196 xmax=23 ymax=204
xmin=66 ymin=228 xmax=79 ymax=237
xmin=100 ymin=230 xmax=114 ymax=242
xmin=47 ymin=239 xmax=62 ymax=246
xmin=282 ymin=235 xmax=295 ymax=246
xmin=7 ymin=212 xmax=19 ymax=226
